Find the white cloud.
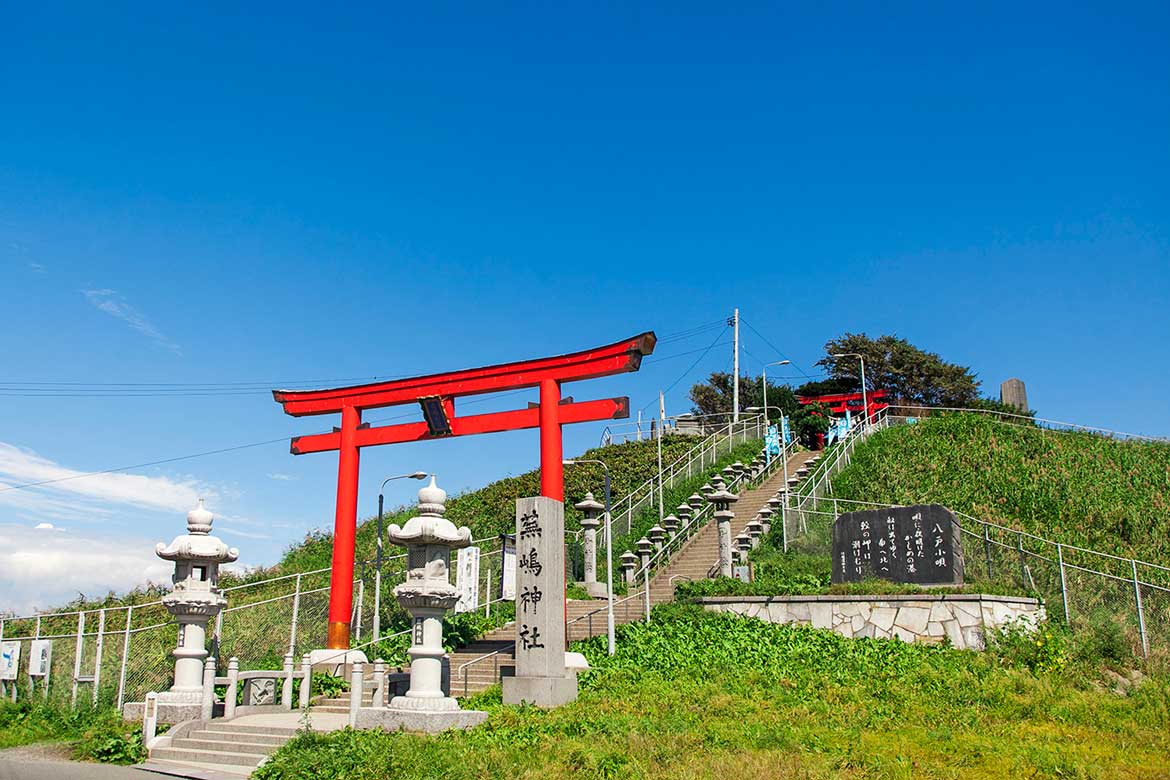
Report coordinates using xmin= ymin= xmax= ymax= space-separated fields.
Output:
xmin=0 ymin=441 xmax=206 ymax=513
xmin=266 ymin=473 xmax=295 ymax=481
xmin=0 ymin=524 xmax=174 ymax=614
xmin=33 ymin=522 xmax=54 ymax=530
xmin=82 ymin=288 xmax=181 ymax=355
xmin=28 ymin=262 xmax=45 ymax=273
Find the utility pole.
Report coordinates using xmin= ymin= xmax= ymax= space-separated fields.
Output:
xmin=658 ymin=390 xmax=665 ymax=523
xmin=731 ymin=308 xmax=740 ymax=423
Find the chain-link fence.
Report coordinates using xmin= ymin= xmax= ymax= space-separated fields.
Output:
xmin=777 ymin=408 xmax=1170 ymax=660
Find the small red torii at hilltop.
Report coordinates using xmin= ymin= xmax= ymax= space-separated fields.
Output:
xmin=273 ymin=332 xmax=656 ymax=649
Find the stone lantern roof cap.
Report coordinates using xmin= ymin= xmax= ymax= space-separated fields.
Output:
xmin=574 ymin=492 xmax=604 ymax=515
xmin=648 ymin=525 xmax=665 ymax=539
xmin=156 ymin=499 xmax=239 ymax=564
xmin=619 ymin=550 xmax=639 ymax=564
xmin=388 ymin=476 xmax=472 ymax=549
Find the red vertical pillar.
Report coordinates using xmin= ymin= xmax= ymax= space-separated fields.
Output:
xmin=327 ymin=404 xmax=362 ymax=649
xmin=538 ymin=379 xmax=563 ymax=501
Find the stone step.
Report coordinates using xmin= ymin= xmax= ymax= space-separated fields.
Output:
xmin=171 ymin=738 xmax=278 ymax=756
xmin=189 ymin=729 xmax=292 ymax=745
xmin=149 ymin=747 xmax=265 ymax=769
xmin=198 ymin=725 xmax=300 ymax=738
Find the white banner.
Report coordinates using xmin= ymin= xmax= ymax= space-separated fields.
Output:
xmin=0 ymin=642 xmax=20 ymax=680
xmin=502 ymin=535 xmax=517 ymax=600
xmin=29 ymin=640 xmax=52 ymax=677
xmin=454 ymin=546 xmax=481 ymax=613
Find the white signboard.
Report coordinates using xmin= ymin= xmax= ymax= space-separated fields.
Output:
xmin=454 ymin=546 xmax=481 ymax=613
xmin=28 ymin=640 xmax=52 ymax=677
xmin=501 ymin=535 xmax=517 ymax=600
xmin=0 ymin=642 xmax=20 ymax=680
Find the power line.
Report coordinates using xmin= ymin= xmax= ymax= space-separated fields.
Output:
xmin=739 ymin=318 xmax=815 ymax=380
xmin=639 ymin=328 xmax=728 ymax=413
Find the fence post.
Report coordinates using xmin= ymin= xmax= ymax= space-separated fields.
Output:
xmin=288 ymin=573 xmax=302 ymax=655
xmin=485 ymin=569 xmax=493 ymax=619
xmin=1057 ymin=544 xmax=1070 ymax=623
xmin=282 ymin=652 xmax=294 ymax=710
xmin=348 ymin=661 xmax=363 ymax=728
xmin=200 ymin=657 xmax=216 ymax=720
xmin=643 ymin=567 xmax=651 ymax=623
xmin=1016 ymin=532 xmax=1027 ymax=588
xmin=983 ymin=525 xmax=993 ymax=581
xmin=299 ymin=654 xmax=312 ymax=709
xmin=354 ymin=575 xmax=365 ymax=643
xmin=117 ymin=605 xmax=133 ymax=712
xmin=1132 ymin=560 xmax=1149 ymax=658
xmin=225 ymin=657 xmax=239 ymax=719
xmin=92 ymin=608 xmax=106 ymax=705
xmin=71 ymin=611 xmax=85 ymax=708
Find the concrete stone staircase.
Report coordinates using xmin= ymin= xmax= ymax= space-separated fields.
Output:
xmin=446 ymin=448 xmax=817 ymax=695
xmin=141 ymin=719 xmax=303 ymax=778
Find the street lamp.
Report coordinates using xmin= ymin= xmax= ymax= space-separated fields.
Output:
xmin=761 ymin=360 xmax=790 ymax=427
xmin=374 ymin=471 xmax=429 ymax=642
xmin=747 ymin=405 xmax=789 ymax=474
xmin=832 ymin=353 xmax=869 ymax=425
xmin=563 ymin=458 xmax=616 ymax=656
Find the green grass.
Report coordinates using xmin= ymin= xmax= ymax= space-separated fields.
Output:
xmin=252 ymin=605 xmax=1170 ymax=780
xmin=0 ymin=701 xmax=146 ymax=763
xmin=832 ymin=413 xmax=1170 ymax=563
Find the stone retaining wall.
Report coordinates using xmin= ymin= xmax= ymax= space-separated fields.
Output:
xmin=694 ymin=594 xmax=1044 ymax=650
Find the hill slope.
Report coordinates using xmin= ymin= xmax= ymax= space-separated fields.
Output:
xmin=832 ymin=414 xmax=1170 ymax=563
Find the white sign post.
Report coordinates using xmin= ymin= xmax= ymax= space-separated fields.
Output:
xmin=454 ymin=546 xmax=481 ymax=613
xmin=501 ymin=535 xmax=517 ymax=600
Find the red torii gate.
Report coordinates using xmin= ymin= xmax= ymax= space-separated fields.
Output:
xmin=273 ymin=332 xmax=656 ymax=649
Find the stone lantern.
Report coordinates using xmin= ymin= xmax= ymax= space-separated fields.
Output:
xmin=721 ymin=466 xmax=737 ymax=485
xmin=147 ymin=500 xmax=238 ymax=722
xmin=709 ymin=477 xmax=738 ymax=578
xmin=732 ymin=462 xmax=748 ymax=482
xmin=635 ymin=537 xmax=653 ymax=575
xmin=745 ymin=519 xmax=765 ymax=549
xmin=676 ymin=502 xmax=692 ymax=527
xmin=757 ymin=506 xmax=773 ymax=535
xmin=700 ymin=483 xmax=714 ymax=501
xmin=647 ymin=525 xmax=666 ymax=554
xmin=574 ymin=492 xmax=607 ymax=598
xmin=619 ymin=551 xmax=639 ymax=584
xmin=377 ymin=477 xmax=485 ymax=730
xmin=767 ymin=495 xmax=783 ymax=515
xmin=687 ymin=493 xmax=704 ymax=513
xmin=734 ymin=533 xmax=751 ymax=563
xmin=662 ymin=514 xmax=679 ymax=541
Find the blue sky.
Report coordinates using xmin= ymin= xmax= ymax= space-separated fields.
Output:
xmin=2 ymin=2 xmax=1168 ymax=611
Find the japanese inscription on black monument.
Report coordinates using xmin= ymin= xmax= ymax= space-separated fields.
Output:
xmin=831 ymin=504 xmax=964 ymax=585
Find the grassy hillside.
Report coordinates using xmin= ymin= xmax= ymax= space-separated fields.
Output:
xmin=279 ymin=433 xmax=763 ymax=574
xmin=253 ymin=605 xmax=1170 ymax=780
xmin=832 ymin=414 xmax=1170 ymax=564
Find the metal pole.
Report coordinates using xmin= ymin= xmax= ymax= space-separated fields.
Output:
xmin=117 ymin=605 xmax=133 ymax=712
xmin=643 ymin=565 xmax=651 ymax=623
xmin=762 ymin=366 xmax=768 ymax=428
xmin=71 ymin=612 xmax=84 ymax=708
xmin=1016 ymin=532 xmax=1027 ymax=588
xmin=732 ymin=308 xmax=740 ymax=423
xmin=605 ymin=469 xmax=615 ymax=656
xmin=289 ymin=573 xmax=302 ymax=655
xmin=1133 ymin=560 xmax=1148 ymax=658
xmin=92 ymin=609 xmax=106 ymax=705
xmin=374 ymin=492 xmax=384 ymax=643
xmin=486 ymin=568 xmax=492 ymax=618
xmin=859 ymin=354 xmax=868 ymax=426
xmin=983 ymin=525 xmax=993 ymax=580
xmin=657 ymin=392 xmax=664 ymax=524
xmin=1057 ymin=544 xmax=1069 ymax=623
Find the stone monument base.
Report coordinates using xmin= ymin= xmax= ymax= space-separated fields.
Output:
xmin=307 ymin=648 xmax=369 ymax=675
xmin=355 ymin=705 xmax=487 ymax=733
xmin=501 ymin=673 xmax=579 ymax=708
xmin=122 ymin=700 xmax=203 ymax=725
xmin=582 ymin=582 xmax=609 ymax=599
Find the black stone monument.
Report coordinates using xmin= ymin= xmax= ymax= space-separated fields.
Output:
xmin=831 ymin=504 xmax=964 ymax=585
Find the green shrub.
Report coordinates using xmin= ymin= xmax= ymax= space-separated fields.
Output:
xmin=986 ymin=618 xmax=1070 ymax=674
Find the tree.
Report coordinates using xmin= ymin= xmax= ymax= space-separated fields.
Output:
xmin=688 ymin=372 xmax=799 ymax=420
xmin=817 ymin=333 xmax=981 ymax=408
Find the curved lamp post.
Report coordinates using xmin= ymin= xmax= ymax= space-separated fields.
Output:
xmin=374 ymin=471 xmax=429 ymax=642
